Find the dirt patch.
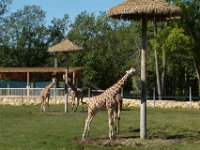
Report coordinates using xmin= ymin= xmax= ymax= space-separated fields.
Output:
xmin=81 ymin=135 xmax=175 ymax=149
xmin=80 ymin=132 xmax=200 ymax=149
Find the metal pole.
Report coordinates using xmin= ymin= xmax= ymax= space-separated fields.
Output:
xmin=65 ymin=69 xmax=68 ymax=112
xmin=88 ymin=88 xmax=91 ymax=100
xmin=27 ymin=72 xmax=30 ymax=97
xmin=54 ymin=58 xmax=57 ymax=102
xmin=153 ymin=87 xmax=156 ymax=108
xmin=140 ymin=17 xmax=147 ymax=139
xmin=189 ymin=86 xmax=192 ymax=109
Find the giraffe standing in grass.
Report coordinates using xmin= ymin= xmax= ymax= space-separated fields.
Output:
xmin=40 ymin=78 xmax=55 ymax=112
xmin=82 ymin=67 xmax=137 ymax=140
xmin=63 ymin=75 xmax=84 ymax=112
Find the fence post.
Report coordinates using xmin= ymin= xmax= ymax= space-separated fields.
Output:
xmin=88 ymin=88 xmax=91 ymax=100
xmin=153 ymin=87 xmax=156 ymax=108
xmin=121 ymin=88 xmax=123 ymax=98
xmin=26 ymin=86 xmax=30 ymax=97
xmin=189 ymin=86 xmax=192 ymax=109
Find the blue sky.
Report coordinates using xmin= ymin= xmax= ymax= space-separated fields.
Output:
xmin=9 ymin=0 xmax=122 ymax=25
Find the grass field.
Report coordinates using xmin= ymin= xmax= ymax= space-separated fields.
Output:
xmin=0 ymin=104 xmax=200 ymax=150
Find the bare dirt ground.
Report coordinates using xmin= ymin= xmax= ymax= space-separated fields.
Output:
xmin=80 ymin=134 xmax=200 ymax=149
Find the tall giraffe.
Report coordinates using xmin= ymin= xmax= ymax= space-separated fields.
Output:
xmin=40 ymin=78 xmax=55 ymax=112
xmin=63 ymin=75 xmax=84 ymax=112
xmin=82 ymin=67 xmax=137 ymax=140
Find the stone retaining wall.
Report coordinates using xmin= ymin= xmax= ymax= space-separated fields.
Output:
xmin=0 ymin=97 xmax=199 ymax=109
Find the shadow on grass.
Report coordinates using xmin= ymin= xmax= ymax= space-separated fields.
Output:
xmin=39 ymin=110 xmax=87 ymax=116
xmin=149 ymin=130 xmax=200 ymax=142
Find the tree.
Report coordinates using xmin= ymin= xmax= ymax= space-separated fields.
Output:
xmin=68 ymin=12 xmax=140 ymax=89
xmin=0 ymin=0 xmax=11 ymax=16
xmin=0 ymin=5 xmax=48 ymax=67
xmin=179 ymin=0 xmax=200 ymax=97
xmin=46 ymin=14 xmax=70 ymax=67
xmin=150 ymin=27 xmax=192 ymax=96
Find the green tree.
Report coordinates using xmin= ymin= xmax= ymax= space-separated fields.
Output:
xmin=179 ymin=0 xmax=200 ymax=97
xmin=0 ymin=0 xmax=11 ymax=16
xmin=46 ymin=14 xmax=70 ymax=67
xmin=68 ymin=12 xmax=140 ymax=89
xmin=0 ymin=5 xmax=48 ymax=67
xmin=150 ymin=27 xmax=192 ymax=96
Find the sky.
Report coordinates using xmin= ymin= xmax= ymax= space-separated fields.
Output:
xmin=9 ymin=0 xmax=122 ymax=25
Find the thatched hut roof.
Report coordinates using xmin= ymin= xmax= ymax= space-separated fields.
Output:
xmin=108 ymin=0 xmax=182 ymax=20
xmin=48 ymin=39 xmax=83 ymax=53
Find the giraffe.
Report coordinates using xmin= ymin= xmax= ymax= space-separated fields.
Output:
xmin=63 ymin=75 xmax=84 ymax=112
xmin=82 ymin=67 xmax=137 ymax=140
xmin=40 ymin=78 xmax=55 ymax=112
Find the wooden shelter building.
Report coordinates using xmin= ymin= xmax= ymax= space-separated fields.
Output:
xmin=0 ymin=67 xmax=83 ymax=86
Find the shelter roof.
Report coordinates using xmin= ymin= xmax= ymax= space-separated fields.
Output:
xmin=48 ymin=39 xmax=83 ymax=52
xmin=108 ymin=0 xmax=182 ymax=20
xmin=0 ymin=67 xmax=83 ymax=73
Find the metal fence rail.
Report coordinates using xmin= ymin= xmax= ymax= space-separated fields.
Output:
xmin=0 ymin=88 xmax=65 ymax=97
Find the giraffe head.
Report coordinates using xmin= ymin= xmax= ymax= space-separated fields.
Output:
xmin=126 ymin=67 xmax=137 ymax=76
xmin=63 ymin=74 xmax=66 ymax=80
xmin=52 ymin=78 xmax=56 ymax=83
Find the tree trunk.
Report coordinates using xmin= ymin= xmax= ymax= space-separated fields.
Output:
xmin=161 ymin=47 xmax=166 ymax=97
xmin=153 ymin=21 xmax=162 ymax=100
xmin=194 ymin=60 xmax=200 ymax=99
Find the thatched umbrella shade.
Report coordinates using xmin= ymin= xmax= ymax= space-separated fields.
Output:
xmin=48 ymin=39 xmax=83 ymax=112
xmin=48 ymin=39 xmax=83 ymax=53
xmin=108 ymin=0 xmax=182 ymax=139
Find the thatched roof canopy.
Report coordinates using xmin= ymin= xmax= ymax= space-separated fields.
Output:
xmin=108 ymin=0 xmax=182 ymax=20
xmin=48 ymin=39 xmax=83 ymax=53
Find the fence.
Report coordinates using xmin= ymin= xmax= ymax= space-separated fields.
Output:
xmin=0 ymin=87 xmax=199 ymax=101
xmin=0 ymin=87 xmax=65 ymax=97
xmin=89 ymin=88 xmax=199 ymax=101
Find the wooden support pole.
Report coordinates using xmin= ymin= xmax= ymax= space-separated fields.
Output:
xmin=140 ymin=17 xmax=147 ymax=139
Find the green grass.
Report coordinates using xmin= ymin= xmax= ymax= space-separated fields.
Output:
xmin=0 ymin=104 xmax=200 ymax=150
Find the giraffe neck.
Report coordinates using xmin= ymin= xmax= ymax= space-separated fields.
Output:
xmin=68 ymin=82 xmax=78 ymax=92
xmin=45 ymin=80 xmax=55 ymax=90
xmin=106 ymin=73 xmax=130 ymax=96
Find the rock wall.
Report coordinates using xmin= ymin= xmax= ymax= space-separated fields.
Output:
xmin=122 ymin=99 xmax=200 ymax=109
xmin=0 ymin=96 xmax=199 ymax=109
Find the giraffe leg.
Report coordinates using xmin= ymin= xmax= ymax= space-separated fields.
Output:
xmin=41 ymin=97 xmax=45 ymax=112
xmin=117 ymin=103 xmax=121 ymax=132
xmin=72 ymin=95 xmax=75 ymax=112
xmin=47 ymin=95 xmax=50 ymax=108
xmin=108 ymin=108 xmax=114 ymax=140
xmin=114 ymin=106 xmax=121 ymax=132
xmin=80 ymin=97 xmax=84 ymax=112
xmin=43 ymin=98 xmax=46 ymax=112
xmin=82 ymin=113 xmax=94 ymax=140
xmin=75 ymin=97 xmax=79 ymax=112
xmin=114 ymin=110 xmax=118 ymax=132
